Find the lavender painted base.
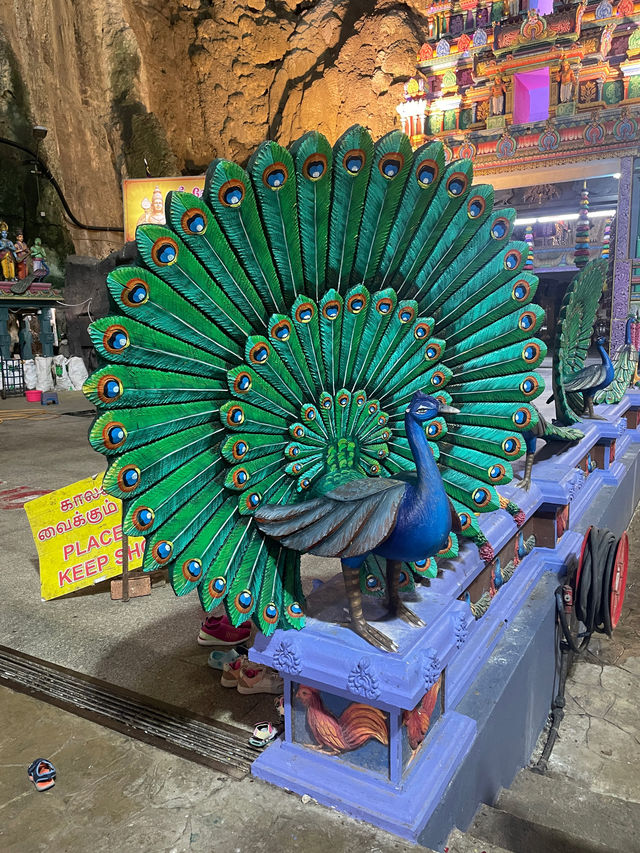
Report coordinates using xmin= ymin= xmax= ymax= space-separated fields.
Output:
xmin=251 ymin=394 xmax=640 ymax=845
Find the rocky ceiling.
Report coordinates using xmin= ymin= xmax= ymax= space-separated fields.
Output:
xmin=0 ymin=0 xmax=426 ymax=257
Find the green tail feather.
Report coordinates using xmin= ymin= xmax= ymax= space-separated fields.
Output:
xmin=327 ymin=126 xmax=374 ymax=291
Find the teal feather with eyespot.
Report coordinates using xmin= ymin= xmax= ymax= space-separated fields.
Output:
xmin=349 ymin=289 xmax=397 ymax=390
xmin=448 ymin=338 xmax=547 ymax=384
xmin=447 ymin=371 xmax=544 ymax=404
xmin=170 ymin=498 xmax=237 ymax=597
xmin=352 ymin=131 xmax=413 ymax=286
xmin=445 ymin=425 xmax=525 ymax=460
xmin=319 ymin=290 xmax=343 ymax=392
xmin=205 ymin=159 xmax=284 ymax=313
xmin=248 ymin=141 xmax=304 ymax=305
xmin=443 ymin=304 xmax=545 ymax=366
xmin=438 ymin=443 xmax=513 ymax=486
xmin=84 ymin=365 xmax=227 ymax=409
xmin=227 ymin=366 xmax=297 ymax=420
xmin=446 ymin=402 xmax=539 ymax=432
xmin=378 ymin=141 xmax=446 ymax=286
xmin=167 ymin=191 xmax=267 ymax=330
xmin=226 ymin=531 xmax=270 ymax=625
xmin=290 ymin=131 xmax=333 ymax=301
xmin=106 ymin=267 xmax=243 ymax=364
xmin=327 ymin=126 xmax=374 ymax=292
xmin=243 ymin=336 xmax=305 ymax=408
xmin=267 ymin=314 xmax=316 ymax=401
xmin=339 ymin=286 xmax=370 ymax=384
xmin=291 ymin=295 xmax=324 ymax=391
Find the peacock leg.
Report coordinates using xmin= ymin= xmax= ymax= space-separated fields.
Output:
xmin=584 ymin=395 xmax=605 ymax=421
xmin=386 ymin=560 xmax=425 ymax=627
xmin=517 ymin=452 xmax=534 ymax=490
xmin=341 ymin=564 xmax=398 ymax=653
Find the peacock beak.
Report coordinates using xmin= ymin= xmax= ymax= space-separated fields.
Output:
xmin=438 ymin=404 xmax=460 ymax=415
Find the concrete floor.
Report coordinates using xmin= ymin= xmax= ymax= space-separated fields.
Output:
xmin=1 ymin=386 xmax=639 ymax=851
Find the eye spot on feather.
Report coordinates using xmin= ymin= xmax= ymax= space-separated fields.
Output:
xmin=303 ymin=406 xmax=316 ymax=421
xmin=522 ymin=343 xmax=540 ymax=363
xmin=209 ymin=577 xmax=227 ymax=598
xmin=290 ymin=462 xmax=303 ymax=475
xmin=294 ymin=302 xmax=315 ymax=323
xmin=132 ymin=507 xmax=154 ymax=531
xmin=298 ymin=477 xmax=311 ymax=490
xmin=322 ymin=300 xmax=341 ymax=320
xmin=467 ymin=196 xmax=485 ymax=218
xmin=218 ymin=180 xmax=245 ymax=207
xmin=414 ymin=322 xmax=431 ymax=340
xmin=472 ymin=488 xmax=491 ymax=507
xmin=103 ymin=422 xmax=127 ymax=450
xmin=379 ymin=152 xmax=404 ymax=179
xmin=447 ymin=172 xmax=468 ymax=197
xmin=416 ymin=159 xmax=439 ymax=187
xmin=151 ymin=237 xmax=178 ymax=266
xmin=439 ymin=536 xmax=453 ymax=555
xmin=518 ymin=311 xmax=536 ymax=332
xmin=262 ymin=163 xmax=288 ymax=190
xmin=355 ymin=393 xmax=366 ymax=407
xmin=226 ymin=406 xmax=245 ymax=426
xmin=287 ymin=602 xmax=304 ymax=617
xmin=512 ymin=280 xmax=530 ymax=301
xmin=381 ymin=429 xmax=391 ymax=440
xmin=117 ymin=466 xmax=140 ymax=492
xmin=414 ymin=558 xmax=427 ymax=568
xmin=232 ymin=440 xmax=248 ymax=460
xmin=377 ymin=414 xmax=387 ymax=425
xmin=491 ymin=218 xmax=509 ymax=240
xmin=502 ymin=436 xmax=521 ymax=456
xmin=337 ymin=393 xmax=349 ymax=407
xmin=321 ymin=398 xmax=332 ymax=409
xmin=365 ymin=574 xmax=381 ymax=590
xmin=504 ymin=250 xmax=521 ymax=270
xmin=286 ymin=445 xmax=300 ymax=458
xmin=262 ymin=602 xmax=279 ymax=624
xmin=489 ymin=464 xmax=506 ymax=481
xmin=303 ymin=153 xmax=328 ymax=181
xmin=398 ymin=306 xmax=415 ymax=323
xmin=459 ymin=512 xmax=472 ymax=530
xmin=377 ymin=448 xmax=388 ymax=458
xmin=235 ymin=590 xmax=254 ymax=613
xmin=182 ymin=559 xmax=202 ymax=582
xmin=427 ymin=421 xmax=443 ymax=438
xmin=181 ymin=208 xmax=207 ymax=235
xmin=398 ymin=570 xmax=411 ymax=589
xmin=270 ymin=319 xmax=292 ymax=341
xmin=153 ymin=540 xmax=173 ymax=565
xmin=291 ymin=424 xmax=306 ymax=439
xmin=513 ymin=407 xmax=532 ymax=427
xmin=368 ymin=403 xmax=379 ymax=414
xmin=376 ymin=297 xmax=393 ymax=314
xmin=233 ymin=372 xmax=252 ymax=393
xmin=232 ymin=468 xmax=249 ymax=487
xmin=104 ymin=326 xmax=129 ymax=354
xmin=425 ymin=343 xmax=442 ymax=360
xmin=347 ymin=294 xmax=366 ymax=313
xmin=97 ymin=375 xmax=122 ymax=403
xmin=431 ymin=371 xmax=445 ymax=386
xmin=121 ymin=278 xmax=149 ymax=307
xmin=520 ymin=376 xmax=539 ymax=396
xmin=369 ymin=463 xmax=381 ymax=474
xmin=248 ymin=342 xmax=270 ymax=364
xmin=343 ymin=149 xmax=365 ymax=174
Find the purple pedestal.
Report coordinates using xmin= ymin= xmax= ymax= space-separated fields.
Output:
xmin=251 ymin=394 xmax=640 ymax=845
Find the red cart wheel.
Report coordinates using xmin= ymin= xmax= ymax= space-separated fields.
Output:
xmin=574 ymin=526 xmax=593 ymax=598
xmin=610 ymin=531 xmax=628 ymax=630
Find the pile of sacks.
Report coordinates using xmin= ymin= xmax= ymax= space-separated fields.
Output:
xmin=23 ymin=356 xmax=88 ymax=392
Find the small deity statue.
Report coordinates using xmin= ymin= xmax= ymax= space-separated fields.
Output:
xmin=490 ymin=76 xmax=507 ymax=116
xmin=0 ymin=222 xmax=17 ymax=281
xmin=136 ymin=185 xmax=166 ymax=227
xmin=556 ymin=59 xmax=576 ymax=103
xmin=31 ymin=237 xmax=49 ymax=278
xmin=13 ymin=232 xmax=30 ymax=280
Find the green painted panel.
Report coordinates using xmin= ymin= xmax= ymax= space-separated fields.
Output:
xmin=603 ymin=81 xmax=624 ymax=105
xmin=443 ymin=110 xmax=457 ymax=131
xmin=459 ymin=108 xmax=474 ymax=130
xmin=428 ymin=114 xmax=442 ymax=135
xmin=628 ymin=76 xmax=640 ymax=100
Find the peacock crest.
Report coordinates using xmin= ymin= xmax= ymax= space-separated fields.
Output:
xmin=85 ymin=126 xmax=545 ymax=637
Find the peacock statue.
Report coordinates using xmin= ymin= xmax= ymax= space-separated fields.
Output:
xmin=593 ymin=312 xmax=640 ymax=405
xmin=550 ymin=260 xmax=612 ymax=425
xmin=517 ymin=407 xmax=584 ymax=491
xmin=84 ymin=126 xmax=546 ymax=651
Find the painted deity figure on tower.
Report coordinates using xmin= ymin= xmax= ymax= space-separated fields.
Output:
xmin=490 ymin=76 xmax=507 ymax=116
xmin=0 ymin=222 xmax=17 ymax=281
xmin=556 ymin=60 xmax=576 ymax=103
xmin=14 ymin=232 xmax=30 ymax=280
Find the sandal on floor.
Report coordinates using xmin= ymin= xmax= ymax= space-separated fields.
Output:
xmin=237 ymin=666 xmax=284 ymax=695
xmin=248 ymin=721 xmax=277 ymax=749
xmin=220 ymin=655 xmax=248 ymax=688
xmin=27 ymin=758 xmax=56 ymax=792
xmin=207 ymin=648 xmax=240 ymax=671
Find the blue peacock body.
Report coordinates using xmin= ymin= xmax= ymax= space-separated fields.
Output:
xmin=85 ymin=126 xmax=545 ymax=640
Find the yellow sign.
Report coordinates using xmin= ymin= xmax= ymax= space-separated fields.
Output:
xmin=122 ymin=176 xmax=205 ymax=242
xmin=25 ymin=473 xmax=145 ymax=600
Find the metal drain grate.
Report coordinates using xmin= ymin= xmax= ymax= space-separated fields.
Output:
xmin=0 ymin=646 xmax=255 ymax=778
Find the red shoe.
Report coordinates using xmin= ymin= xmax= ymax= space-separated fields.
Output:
xmin=198 ymin=613 xmax=251 ymax=646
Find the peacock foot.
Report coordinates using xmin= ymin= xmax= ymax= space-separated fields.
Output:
xmin=390 ymin=601 xmax=425 ymax=627
xmin=583 ymin=412 xmax=606 ymax=421
xmin=516 ymin=477 xmax=532 ymax=491
xmin=351 ymin=618 xmax=398 ymax=653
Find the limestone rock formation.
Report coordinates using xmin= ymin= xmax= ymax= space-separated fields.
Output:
xmin=0 ymin=0 xmax=425 ymax=257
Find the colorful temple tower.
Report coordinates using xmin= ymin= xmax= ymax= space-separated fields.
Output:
xmin=397 ymin=0 xmax=640 ymax=350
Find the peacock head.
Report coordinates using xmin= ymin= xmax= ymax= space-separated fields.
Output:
xmin=406 ymin=391 xmax=459 ymax=423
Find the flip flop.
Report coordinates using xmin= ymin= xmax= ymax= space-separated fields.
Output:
xmin=248 ymin=721 xmax=277 ymax=749
xmin=27 ymin=758 xmax=56 ymax=792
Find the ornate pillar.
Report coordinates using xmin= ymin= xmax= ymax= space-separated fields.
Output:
xmin=0 ymin=306 xmax=10 ymax=359
xmin=611 ymin=156 xmax=633 ymax=352
xmin=39 ymin=307 xmax=54 ymax=357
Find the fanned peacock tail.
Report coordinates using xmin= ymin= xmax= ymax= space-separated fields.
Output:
xmin=85 ymin=126 xmax=545 ymax=635
xmin=551 ymin=260 xmax=607 ymax=425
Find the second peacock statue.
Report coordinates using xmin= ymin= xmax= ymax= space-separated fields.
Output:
xmin=85 ymin=126 xmax=545 ymax=651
